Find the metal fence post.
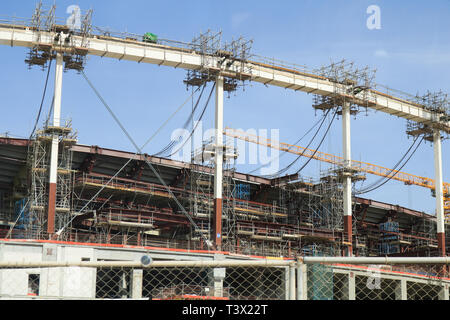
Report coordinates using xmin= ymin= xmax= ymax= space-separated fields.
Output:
xmin=284 ymin=266 xmax=289 ymax=299
xmin=349 ymin=271 xmax=356 ymax=300
xmin=342 ymin=271 xmax=356 ymax=300
xmin=121 ymin=270 xmax=128 ymax=298
xmin=395 ymin=279 xmax=407 ymax=300
xmin=212 ymin=268 xmax=226 ymax=298
xmin=296 ymin=261 xmax=307 ymax=300
xmin=289 ymin=263 xmax=296 ymax=300
xmin=131 ymin=269 xmax=143 ymax=299
xmin=438 ymin=284 xmax=449 ymax=300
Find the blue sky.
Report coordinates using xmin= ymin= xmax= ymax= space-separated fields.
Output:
xmin=0 ymin=0 xmax=449 ymax=214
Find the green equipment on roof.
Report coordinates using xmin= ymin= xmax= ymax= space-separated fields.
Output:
xmin=143 ymin=32 xmax=158 ymax=43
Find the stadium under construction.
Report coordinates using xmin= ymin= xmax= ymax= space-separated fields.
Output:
xmin=0 ymin=2 xmax=448 ymax=285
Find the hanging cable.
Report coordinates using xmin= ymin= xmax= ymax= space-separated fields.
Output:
xmin=79 ymin=85 xmax=203 ymax=212
xmin=355 ymin=134 xmax=421 ymax=193
xmin=141 ymin=86 xmax=202 ymax=151
xmin=295 ymin=106 xmax=339 ymax=174
xmin=164 ymin=83 xmax=215 ymax=158
xmin=355 ymin=135 xmax=425 ymax=195
xmin=57 ymin=71 xmax=203 ymax=236
xmin=152 ymin=83 xmax=207 ymax=156
xmin=45 ymin=95 xmax=55 ymax=128
xmin=69 ymin=71 xmax=213 ymax=248
xmin=262 ymin=108 xmax=332 ymax=178
xmin=29 ymin=59 xmax=52 ymax=139
xmin=247 ymin=112 xmax=327 ymax=175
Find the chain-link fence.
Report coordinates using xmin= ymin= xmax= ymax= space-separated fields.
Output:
xmin=301 ymin=263 xmax=449 ymax=300
xmin=0 ymin=260 xmax=294 ymax=300
xmin=0 ymin=258 xmax=448 ymax=300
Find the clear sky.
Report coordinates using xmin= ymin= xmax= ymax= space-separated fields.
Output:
xmin=0 ymin=0 xmax=449 ymax=215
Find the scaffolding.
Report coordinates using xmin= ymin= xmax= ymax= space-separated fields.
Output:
xmin=25 ymin=120 xmax=76 ymax=240
xmin=189 ymin=138 xmax=238 ymax=250
xmin=25 ymin=2 xmax=56 ymax=70
xmin=24 ymin=2 xmax=93 ymax=72
xmin=406 ymin=90 xmax=450 ymax=142
xmin=302 ymin=172 xmax=343 ymax=256
xmin=222 ymin=156 xmax=237 ymax=253
xmin=189 ymin=142 xmax=214 ymax=246
xmin=62 ymin=8 xmax=93 ymax=73
xmin=313 ymin=59 xmax=377 ymax=116
xmin=184 ymin=30 xmax=253 ymax=94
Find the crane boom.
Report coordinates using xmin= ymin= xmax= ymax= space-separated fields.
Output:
xmin=224 ymin=127 xmax=450 ymax=216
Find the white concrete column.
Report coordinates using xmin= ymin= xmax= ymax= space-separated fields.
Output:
xmin=289 ymin=264 xmax=296 ymax=300
xmin=438 ymin=284 xmax=449 ymax=300
xmin=342 ymin=102 xmax=353 ymax=256
xmin=47 ymin=52 xmax=63 ymax=236
xmin=131 ymin=269 xmax=143 ymax=299
xmin=211 ymin=267 xmax=226 ymax=298
xmin=342 ymin=271 xmax=356 ymax=300
xmin=121 ymin=271 xmax=128 ymax=298
xmin=394 ymin=279 xmax=407 ymax=300
xmin=433 ymin=129 xmax=446 ymax=256
xmin=213 ymin=76 xmax=224 ymax=249
xmin=296 ymin=263 xmax=308 ymax=300
xmin=53 ymin=52 xmax=63 ymax=128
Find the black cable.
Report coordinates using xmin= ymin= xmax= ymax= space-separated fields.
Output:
xmin=262 ymin=109 xmax=332 ymax=178
xmin=295 ymin=106 xmax=339 ymax=174
xmin=355 ymin=135 xmax=425 ymax=195
xmin=247 ymin=112 xmax=327 ymax=175
xmin=153 ymin=83 xmax=207 ymax=156
xmin=355 ymin=134 xmax=422 ymax=194
xmin=165 ymin=83 xmax=216 ymax=158
xmin=29 ymin=59 xmax=52 ymax=139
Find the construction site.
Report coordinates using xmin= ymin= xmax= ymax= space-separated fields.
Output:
xmin=0 ymin=3 xmax=449 ymax=301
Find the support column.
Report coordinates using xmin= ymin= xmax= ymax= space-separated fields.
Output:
xmin=47 ymin=52 xmax=63 ymax=236
xmin=289 ymin=264 xmax=296 ymax=300
xmin=131 ymin=269 xmax=143 ymax=299
xmin=433 ymin=129 xmax=446 ymax=256
xmin=342 ymin=103 xmax=353 ymax=256
xmin=438 ymin=284 xmax=449 ymax=300
xmin=394 ymin=279 xmax=407 ymax=300
xmin=342 ymin=271 xmax=356 ymax=300
xmin=208 ymin=267 xmax=226 ymax=298
xmin=213 ymin=76 xmax=224 ymax=250
xmin=296 ymin=262 xmax=308 ymax=300
xmin=121 ymin=271 xmax=128 ymax=298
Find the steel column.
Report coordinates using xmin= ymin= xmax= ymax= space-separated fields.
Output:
xmin=213 ymin=76 xmax=224 ymax=250
xmin=342 ymin=102 xmax=353 ymax=256
xmin=47 ymin=52 xmax=63 ymax=236
xmin=433 ymin=129 xmax=446 ymax=256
